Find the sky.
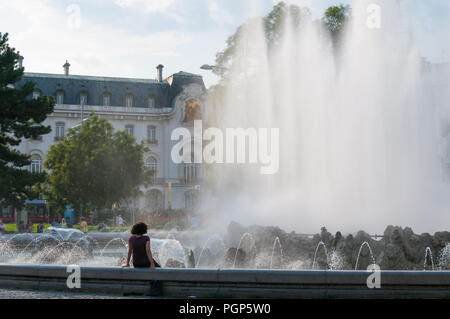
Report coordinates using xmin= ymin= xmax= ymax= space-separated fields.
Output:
xmin=0 ymin=0 xmax=449 ymax=88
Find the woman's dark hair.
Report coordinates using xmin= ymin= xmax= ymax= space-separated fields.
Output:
xmin=131 ymin=222 xmax=148 ymax=235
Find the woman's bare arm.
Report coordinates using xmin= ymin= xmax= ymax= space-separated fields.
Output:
xmin=125 ymin=239 xmax=132 ymax=267
xmin=146 ymin=240 xmax=155 ymax=269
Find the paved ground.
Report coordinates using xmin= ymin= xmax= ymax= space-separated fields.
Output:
xmin=0 ymin=288 xmax=151 ymax=299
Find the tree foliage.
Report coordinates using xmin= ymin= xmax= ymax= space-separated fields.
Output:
xmin=322 ymin=4 xmax=351 ymax=48
xmin=42 ymin=114 xmax=152 ymax=214
xmin=213 ymin=2 xmax=312 ymax=81
xmin=213 ymin=2 xmax=350 ymax=83
xmin=0 ymin=32 xmax=54 ymax=207
xmin=205 ymin=2 xmax=351 ymax=129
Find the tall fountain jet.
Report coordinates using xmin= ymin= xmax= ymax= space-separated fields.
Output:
xmin=207 ymin=0 xmax=450 ymax=234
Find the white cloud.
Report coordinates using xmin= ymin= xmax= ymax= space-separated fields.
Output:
xmin=115 ymin=0 xmax=176 ymax=13
xmin=0 ymin=0 xmax=192 ymax=79
xmin=115 ymin=0 xmax=184 ymax=23
xmin=274 ymin=0 xmax=312 ymax=5
xmin=208 ymin=1 xmax=235 ymax=27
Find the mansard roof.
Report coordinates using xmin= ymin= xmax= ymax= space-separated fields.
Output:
xmin=15 ymin=71 xmax=206 ymax=108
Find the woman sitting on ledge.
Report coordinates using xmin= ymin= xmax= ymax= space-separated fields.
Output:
xmin=124 ymin=222 xmax=160 ymax=269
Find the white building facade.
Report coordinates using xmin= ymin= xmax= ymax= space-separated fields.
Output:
xmin=14 ymin=63 xmax=207 ymax=214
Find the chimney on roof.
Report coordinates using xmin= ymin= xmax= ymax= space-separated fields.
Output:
xmin=63 ymin=60 xmax=71 ymax=76
xmin=156 ymin=64 xmax=164 ymax=82
xmin=18 ymin=56 xmax=24 ymax=69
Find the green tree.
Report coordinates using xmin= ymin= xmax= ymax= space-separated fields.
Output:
xmin=206 ymin=2 xmax=312 ymax=128
xmin=322 ymin=4 xmax=351 ymax=49
xmin=207 ymin=2 xmax=350 ymax=123
xmin=213 ymin=2 xmax=350 ymax=84
xmin=213 ymin=2 xmax=312 ymax=81
xmin=42 ymin=114 xmax=152 ymax=215
xmin=0 ymin=32 xmax=54 ymax=208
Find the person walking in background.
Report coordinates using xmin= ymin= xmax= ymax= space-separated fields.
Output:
xmin=26 ymin=221 xmax=33 ymax=233
xmin=118 ymin=215 xmax=124 ymax=227
xmin=18 ymin=221 xmax=25 ymax=233
xmin=124 ymin=222 xmax=159 ymax=269
xmin=63 ymin=205 xmax=74 ymax=228
xmin=80 ymin=218 xmax=88 ymax=233
xmin=98 ymin=222 xmax=107 ymax=232
xmin=37 ymin=221 xmax=45 ymax=233
xmin=0 ymin=220 xmax=5 ymax=234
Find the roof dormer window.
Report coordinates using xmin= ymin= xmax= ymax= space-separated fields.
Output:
xmin=125 ymin=94 xmax=134 ymax=108
xmin=80 ymin=92 xmax=88 ymax=105
xmin=56 ymin=91 xmax=64 ymax=105
xmin=102 ymin=92 xmax=111 ymax=106
xmin=148 ymin=95 xmax=156 ymax=108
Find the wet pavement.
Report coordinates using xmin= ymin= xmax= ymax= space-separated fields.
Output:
xmin=0 ymin=288 xmax=151 ymax=299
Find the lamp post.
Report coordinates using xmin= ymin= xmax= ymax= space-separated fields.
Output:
xmin=72 ymin=100 xmax=89 ymax=129
xmin=200 ymin=64 xmax=228 ymax=72
xmin=81 ymin=99 xmax=84 ymax=124
xmin=200 ymin=64 xmax=216 ymax=71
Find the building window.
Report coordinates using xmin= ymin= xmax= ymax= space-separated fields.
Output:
xmin=146 ymin=157 xmax=158 ymax=181
xmin=147 ymin=126 xmax=156 ymax=143
xmin=148 ymin=96 xmax=156 ymax=108
xmin=55 ymin=122 xmax=65 ymax=139
xmin=80 ymin=92 xmax=88 ymax=105
xmin=185 ymin=191 xmax=199 ymax=211
xmin=183 ymin=163 xmax=198 ymax=184
xmin=32 ymin=90 xmax=41 ymax=100
xmin=125 ymin=125 xmax=134 ymax=136
xmin=146 ymin=190 xmax=163 ymax=213
xmin=102 ymin=92 xmax=111 ymax=106
xmin=125 ymin=94 xmax=134 ymax=108
xmin=30 ymin=154 xmax=42 ymax=174
xmin=56 ymin=91 xmax=64 ymax=104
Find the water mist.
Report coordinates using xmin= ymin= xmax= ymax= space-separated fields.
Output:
xmin=203 ymin=0 xmax=450 ymax=234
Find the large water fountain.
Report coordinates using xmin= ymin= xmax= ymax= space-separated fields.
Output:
xmin=1 ymin=222 xmax=449 ymax=271
xmin=202 ymin=0 xmax=450 ymax=235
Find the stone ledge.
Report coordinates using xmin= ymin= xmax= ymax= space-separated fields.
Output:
xmin=0 ymin=264 xmax=449 ymax=299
